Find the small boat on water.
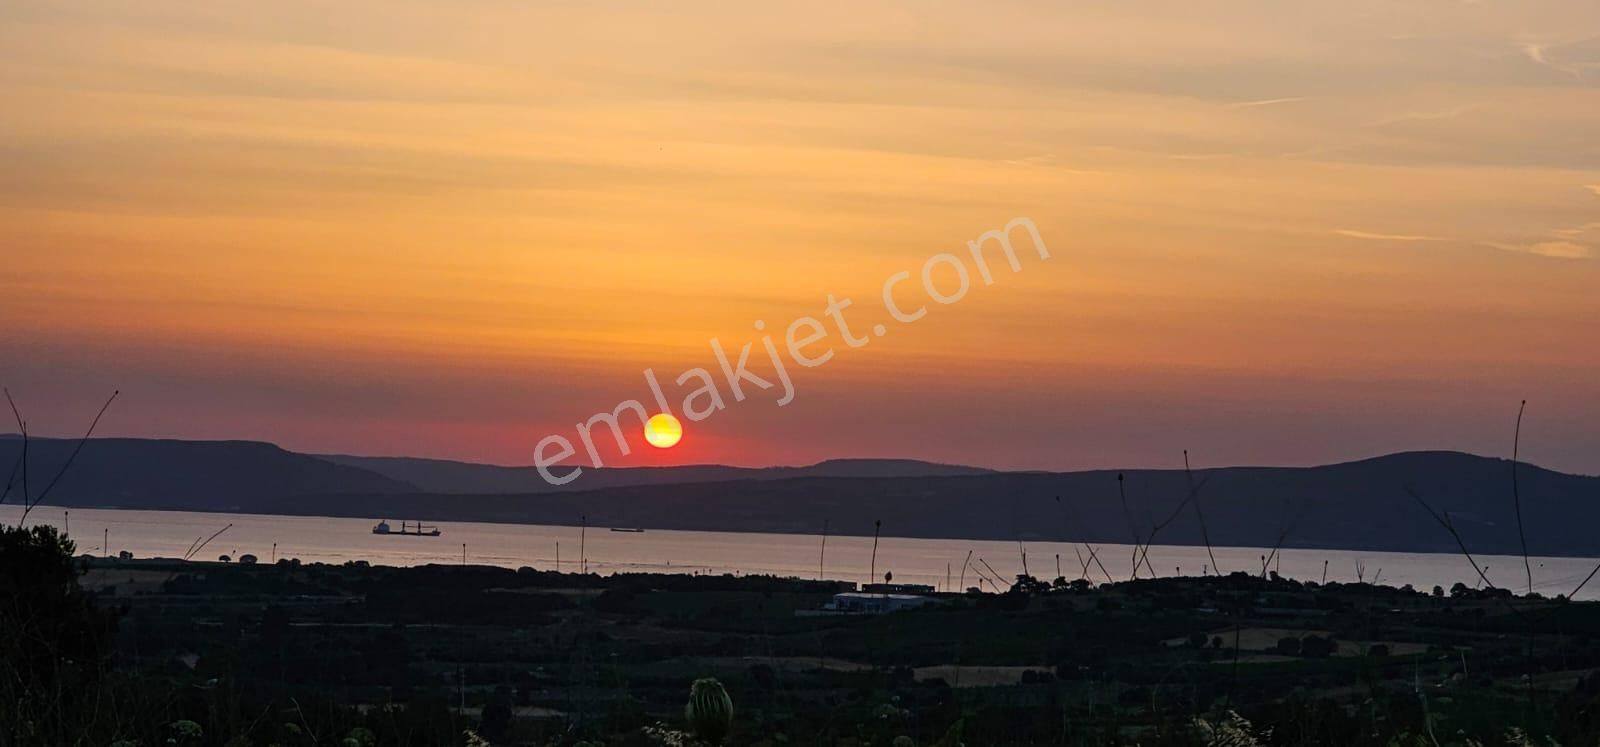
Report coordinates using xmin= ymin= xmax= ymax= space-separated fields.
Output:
xmin=609 ymin=527 xmax=646 ymax=533
xmin=372 ymin=520 xmax=441 ymax=537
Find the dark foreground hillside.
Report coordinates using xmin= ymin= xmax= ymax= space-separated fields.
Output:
xmin=17 ymin=541 xmax=1600 ymax=746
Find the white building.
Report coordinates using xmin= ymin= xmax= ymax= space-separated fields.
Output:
xmin=820 ymin=592 xmax=935 ymax=615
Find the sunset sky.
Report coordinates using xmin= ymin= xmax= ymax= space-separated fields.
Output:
xmin=3 ymin=1 xmax=1598 ymax=473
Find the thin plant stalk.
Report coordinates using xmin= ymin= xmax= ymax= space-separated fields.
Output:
xmin=974 ymin=558 xmax=1007 ymax=588
xmin=868 ymin=519 xmax=881 ymax=586
xmin=33 ymin=391 xmax=119 ymax=509
xmin=1083 ymin=544 xmax=1114 ymax=584
xmin=1405 ymin=487 xmax=1496 ymax=590
xmin=1184 ymin=451 xmax=1221 ymax=576
xmin=818 ymin=518 xmax=829 ymax=580
xmin=1511 ymin=400 xmax=1532 ymax=596
xmin=4 ymin=390 xmax=29 ymax=521
xmin=0 ymin=450 xmax=21 ymax=506
xmin=186 ymin=523 xmax=233 ymax=561
xmin=1570 ymin=562 xmax=1600 ymax=599
xmin=1130 ymin=470 xmax=1210 ymax=580
xmin=1116 ymin=473 xmax=1143 ymax=579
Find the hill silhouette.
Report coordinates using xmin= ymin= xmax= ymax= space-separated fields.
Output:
xmin=6 ymin=437 xmax=1598 ymax=557
xmin=0 ymin=436 xmax=414 ymax=511
xmin=318 ymin=453 xmax=992 ymax=493
xmin=281 ymin=451 xmax=1600 ymax=557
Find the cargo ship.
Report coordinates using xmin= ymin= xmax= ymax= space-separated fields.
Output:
xmin=372 ymin=520 xmax=441 ymax=537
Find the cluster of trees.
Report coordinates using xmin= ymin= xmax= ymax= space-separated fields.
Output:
xmin=0 ymin=524 xmax=469 ymax=745
xmin=1273 ymin=634 xmax=1339 ymax=658
xmin=1 ymin=524 xmax=120 ymax=744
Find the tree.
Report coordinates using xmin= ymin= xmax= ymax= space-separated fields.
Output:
xmin=1300 ymin=635 xmax=1337 ymax=658
xmin=1010 ymin=574 xmax=1050 ymax=595
xmin=478 ymin=696 xmax=512 ymax=743
xmin=0 ymin=524 xmax=121 ymax=742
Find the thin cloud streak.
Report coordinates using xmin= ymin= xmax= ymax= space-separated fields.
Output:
xmin=1484 ymin=241 xmax=1594 ymax=260
xmin=1368 ymin=103 xmax=1481 ymax=127
xmin=1334 ymin=230 xmax=1445 ymax=242
xmin=1227 ymin=96 xmax=1311 ymax=109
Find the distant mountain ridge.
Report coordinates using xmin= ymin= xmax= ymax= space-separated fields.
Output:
xmin=285 ymin=450 xmax=1600 ymax=558
xmin=5 ymin=436 xmax=1599 ymax=557
xmin=318 ymin=453 xmax=992 ymax=494
xmin=0 ymin=436 xmax=414 ymax=511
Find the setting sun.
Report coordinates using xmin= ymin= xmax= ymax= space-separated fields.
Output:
xmin=644 ymin=413 xmax=683 ymax=449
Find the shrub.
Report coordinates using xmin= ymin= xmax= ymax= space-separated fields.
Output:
xmin=686 ymin=678 xmax=733 ymax=744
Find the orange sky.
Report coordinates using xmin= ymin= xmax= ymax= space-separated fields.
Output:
xmin=3 ymin=1 xmax=1599 ymax=473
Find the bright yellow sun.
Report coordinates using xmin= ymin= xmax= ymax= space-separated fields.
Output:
xmin=643 ymin=413 xmax=683 ymax=449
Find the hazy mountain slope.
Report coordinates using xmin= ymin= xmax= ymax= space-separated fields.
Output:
xmin=279 ymin=451 xmax=1600 ymax=557
xmin=0 ymin=436 xmax=416 ymax=510
xmin=11 ymin=436 xmax=1600 ymax=557
xmin=317 ymin=454 xmax=992 ymax=494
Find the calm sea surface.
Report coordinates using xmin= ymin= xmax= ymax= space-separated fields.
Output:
xmin=7 ymin=504 xmax=1599 ymax=600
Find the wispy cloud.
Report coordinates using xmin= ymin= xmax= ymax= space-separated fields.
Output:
xmin=1000 ymin=153 xmax=1055 ymax=166
xmin=1586 ymin=184 xmax=1600 ymax=197
xmin=1551 ymin=222 xmax=1600 ymax=239
xmin=1478 ymin=210 xmax=1600 ymax=259
xmin=1484 ymin=240 xmax=1594 ymax=260
xmin=1227 ymin=96 xmax=1310 ymax=109
xmin=1167 ymin=152 xmax=1235 ymax=161
xmin=1334 ymin=229 xmax=1444 ymax=242
xmin=1368 ymin=103 xmax=1480 ymax=127
xmin=1519 ymin=38 xmax=1600 ymax=78
xmin=1524 ymin=241 xmax=1593 ymax=259
xmin=1522 ymin=42 xmax=1552 ymax=67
